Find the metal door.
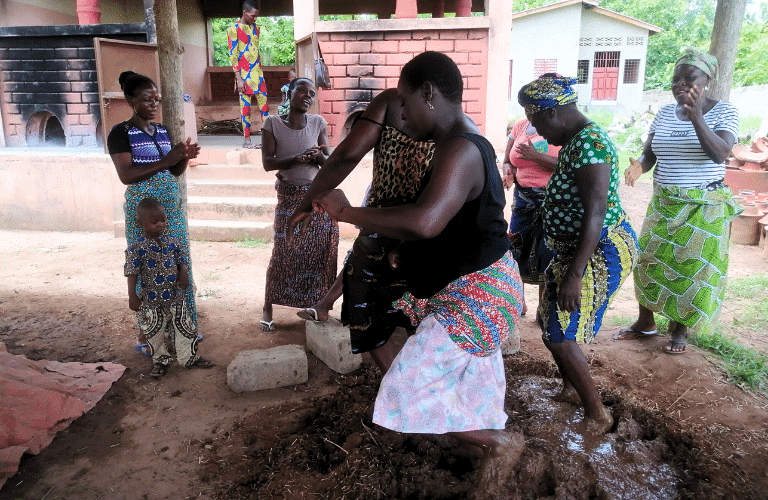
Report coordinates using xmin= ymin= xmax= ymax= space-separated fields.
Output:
xmin=94 ymin=38 xmax=161 ymax=152
xmin=591 ymin=51 xmax=620 ymax=100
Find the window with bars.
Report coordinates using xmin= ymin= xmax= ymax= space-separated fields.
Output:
xmin=577 ymin=60 xmax=589 ymax=84
xmin=623 ymin=59 xmax=640 ymax=83
xmin=594 ymin=51 xmax=620 ymax=68
xmin=533 ymin=59 xmax=557 ymax=77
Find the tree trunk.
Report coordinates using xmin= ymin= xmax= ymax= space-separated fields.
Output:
xmin=143 ymin=0 xmax=157 ymax=44
xmin=709 ymin=0 xmax=748 ymax=101
xmin=153 ymin=0 xmax=187 ymax=200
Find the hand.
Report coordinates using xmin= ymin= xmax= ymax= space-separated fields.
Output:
xmin=166 ymin=142 xmax=188 ymax=164
xmin=312 ymin=189 xmax=351 ymax=221
xmin=557 ymin=272 xmax=582 ymax=313
xmin=515 ymin=139 xmax=539 ymax=161
xmin=177 ymin=277 xmax=190 ymax=290
xmin=235 ymin=79 xmax=245 ymax=94
xmin=287 ymin=209 xmax=313 ymax=246
xmin=388 ymin=248 xmax=401 ymax=270
xmin=298 ymin=146 xmax=326 ymax=164
xmin=680 ymin=84 xmax=705 ymax=121
xmin=502 ymin=165 xmax=515 ymax=190
xmin=129 ymin=295 xmax=142 ymax=312
xmin=624 ymin=157 xmax=643 ymax=187
xmin=182 ymin=138 xmax=201 ymax=160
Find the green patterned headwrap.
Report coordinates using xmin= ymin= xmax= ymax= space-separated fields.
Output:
xmin=675 ymin=47 xmax=718 ymax=79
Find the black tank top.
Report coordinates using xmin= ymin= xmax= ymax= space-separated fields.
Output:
xmin=398 ymin=133 xmax=509 ymax=299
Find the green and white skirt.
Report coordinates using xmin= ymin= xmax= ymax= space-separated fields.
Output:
xmin=634 ymin=183 xmax=742 ymax=331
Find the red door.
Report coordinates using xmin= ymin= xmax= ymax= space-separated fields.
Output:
xmin=591 ymin=51 xmax=620 ymax=100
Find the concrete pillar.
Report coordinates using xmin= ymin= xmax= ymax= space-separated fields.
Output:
xmin=76 ymin=0 xmax=101 ymax=24
xmin=395 ymin=0 xmax=418 ymax=18
xmin=456 ymin=0 xmax=471 ymax=17
xmin=485 ymin=0 xmax=513 ymax=152
xmin=432 ymin=0 xmax=445 ymax=18
xmin=293 ymin=0 xmax=318 ymax=41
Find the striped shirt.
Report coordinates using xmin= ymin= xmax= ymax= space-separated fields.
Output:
xmin=649 ymin=101 xmax=739 ymax=189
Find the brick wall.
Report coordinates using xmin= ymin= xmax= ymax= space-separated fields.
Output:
xmin=317 ymin=28 xmax=489 ymax=145
xmin=208 ymin=67 xmax=293 ymax=104
xmin=0 ymin=25 xmax=146 ymax=147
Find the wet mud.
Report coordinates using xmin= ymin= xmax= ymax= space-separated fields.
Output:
xmin=200 ymin=353 xmax=759 ymax=500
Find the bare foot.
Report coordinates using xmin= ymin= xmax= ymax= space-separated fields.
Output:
xmin=585 ymin=405 xmax=614 ymax=434
xmin=476 ymin=432 xmax=526 ymax=495
xmin=552 ymin=386 xmax=581 ymax=405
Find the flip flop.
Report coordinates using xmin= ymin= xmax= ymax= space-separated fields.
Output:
xmin=661 ymin=339 xmax=687 ymax=355
xmin=150 ymin=364 xmax=168 ymax=379
xmin=297 ymin=307 xmax=325 ymax=323
xmin=189 ymin=357 xmax=215 ymax=368
xmin=242 ymin=142 xmax=261 ymax=149
xmin=260 ymin=320 xmax=275 ymax=333
xmin=613 ymin=327 xmax=658 ymax=340
xmin=196 ymin=333 xmax=204 ymax=342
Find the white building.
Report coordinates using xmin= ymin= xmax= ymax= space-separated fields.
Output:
xmin=508 ymin=0 xmax=661 ymax=116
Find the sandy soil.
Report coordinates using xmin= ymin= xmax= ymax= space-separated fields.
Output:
xmin=1 ymin=180 xmax=768 ymax=500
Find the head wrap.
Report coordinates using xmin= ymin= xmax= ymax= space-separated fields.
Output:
xmin=517 ymin=74 xmax=579 ymax=116
xmin=675 ymin=47 xmax=718 ymax=79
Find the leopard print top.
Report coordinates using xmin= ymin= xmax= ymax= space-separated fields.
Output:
xmin=365 ymin=126 xmax=435 ymax=208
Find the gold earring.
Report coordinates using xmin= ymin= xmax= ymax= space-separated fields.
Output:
xmin=427 ymin=101 xmax=434 ymax=110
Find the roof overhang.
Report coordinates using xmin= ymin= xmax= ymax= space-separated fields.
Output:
xmin=511 ymin=0 xmax=662 ymax=35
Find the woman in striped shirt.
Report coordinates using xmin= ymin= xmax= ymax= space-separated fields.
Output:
xmin=616 ymin=48 xmax=741 ymax=354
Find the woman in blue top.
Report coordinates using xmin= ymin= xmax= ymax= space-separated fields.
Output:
xmin=107 ymin=71 xmax=207 ymax=364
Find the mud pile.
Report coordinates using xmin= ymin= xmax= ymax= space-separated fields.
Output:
xmin=200 ymin=355 xmax=755 ymax=500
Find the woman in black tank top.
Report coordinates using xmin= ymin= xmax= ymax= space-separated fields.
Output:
xmin=311 ymin=51 xmax=525 ymax=492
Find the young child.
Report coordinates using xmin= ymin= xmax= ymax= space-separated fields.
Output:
xmin=125 ymin=198 xmax=214 ymax=378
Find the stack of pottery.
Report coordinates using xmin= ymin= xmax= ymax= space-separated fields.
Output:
xmin=732 ymin=191 xmax=763 ymax=245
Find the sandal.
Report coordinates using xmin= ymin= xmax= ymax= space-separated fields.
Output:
xmin=661 ymin=339 xmax=687 ymax=355
xmin=189 ymin=357 xmax=215 ymax=369
xmin=150 ymin=364 xmax=168 ymax=379
xmin=260 ymin=319 xmax=275 ymax=333
xmin=297 ymin=307 xmax=327 ymax=323
xmin=613 ymin=327 xmax=658 ymax=341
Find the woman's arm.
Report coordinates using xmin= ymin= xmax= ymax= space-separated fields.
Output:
xmin=684 ymin=88 xmax=735 ymax=164
xmin=502 ymin=135 xmax=515 ymax=190
xmin=313 ymin=136 xmax=484 ymax=241
xmin=515 ymin=139 xmax=557 ymax=171
xmin=557 ymin=163 xmax=610 ymax=312
xmin=286 ymin=89 xmax=395 ymax=236
xmin=111 ymin=142 xmax=188 ymax=185
xmin=625 ymin=132 xmax=657 ymax=187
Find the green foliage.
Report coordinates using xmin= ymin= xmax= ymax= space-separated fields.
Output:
xmin=236 ymin=237 xmax=270 ymax=248
xmin=211 ymin=16 xmax=296 ymax=67
xmin=689 ymin=328 xmax=768 ymax=393
xmin=739 ymin=115 xmax=766 ymax=143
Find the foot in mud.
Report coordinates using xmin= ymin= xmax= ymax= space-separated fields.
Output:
xmin=476 ymin=432 xmax=526 ymax=497
xmin=552 ymin=386 xmax=582 ymax=405
xmin=585 ymin=405 xmax=614 ymax=434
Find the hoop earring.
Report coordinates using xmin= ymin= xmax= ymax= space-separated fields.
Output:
xmin=427 ymin=101 xmax=434 ymax=110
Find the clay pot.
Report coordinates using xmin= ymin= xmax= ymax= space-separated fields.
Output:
xmin=739 ymin=190 xmax=756 ymax=203
xmin=742 ymin=161 xmax=765 ymax=171
xmin=758 ymin=202 xmax=768 ymax=215
xmin=759 ymin=215 xmax=768 ymax=252
xmin=741 ymin=204 xmax=760 ymax=216
xmin=757 ymin=192 xmax=768 ymax=202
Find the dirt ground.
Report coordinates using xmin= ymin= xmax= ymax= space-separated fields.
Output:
xmin=1 ymin=180 xmax=768 ymax=500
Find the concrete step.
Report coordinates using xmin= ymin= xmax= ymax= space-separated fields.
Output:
xmin=188 ymin=179 xmax=276 ymax=198
xmin=187 ymin=196 xmax=276 ymax=221
xmin=186 ymin=164 xmax=272 ymax=180
xmin=114 ymin=219 xmax=273 ymax=242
